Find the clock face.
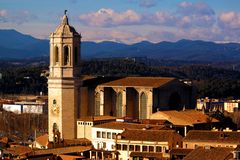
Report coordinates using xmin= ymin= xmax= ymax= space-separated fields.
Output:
xmin=52 ymin=105 xmax=60 ymax=114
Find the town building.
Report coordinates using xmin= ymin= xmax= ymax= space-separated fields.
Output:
xmin=196 ymin=97 xmax=240 ymax=113
xmin=116 ymin=129 xmax=182 ymax=160
xmin=183 ymin=130 xmax=240 ymax=149
xmin=150 ymin=109 xmax=219 ymax=136
xmin=91 ymin=121 xmax=168 ymax=152
xmin=183 ymin=146 xmax=239 ymax=160
xmin=76 ymin=116 xmax=116 ymax=140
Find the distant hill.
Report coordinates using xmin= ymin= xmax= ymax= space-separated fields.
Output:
xmin=1 ymin=29 xmax=240 ymax=61
xmin=0 ymin=29 xmax=49 ymax=58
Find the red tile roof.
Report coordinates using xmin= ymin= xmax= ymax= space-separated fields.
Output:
xmin=34 ymin=145 xmax=92 ymax=155
xmin=130 ymin=152 xmax=163 ymax=158
xmin=119 ymin=129 xmax=182 ymax=142
xmin=0 ymin=137 xmax=8 ymax=144
xmin=4 ymin=146 xmax=32 ymax=156
xmin=35 ymin=134 xmax=48 ymax=147
xmin=99 ymin=77 xmax=176 ymax=88
xmin=78 ymin=116 xmax=116 ymax=122
xmin=183 ymin=130 xmax=240 ymax=144
xmin=150 ymin=110 xmax=218 ymax=126
xmin=93 ymin=121 xmax=169 ymax=130
xmin=183 ymin=147 xmax=234 ymax=160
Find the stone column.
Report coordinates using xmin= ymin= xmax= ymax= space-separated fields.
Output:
xmin=122 ymin=89 xmax=127 ymax=117
xmin=100 ymin=89 xmax=104 ymax=115
xmin=96 ymin=87 xmax=104 ymax=116
xmin=146 ymin=89 xmax=153 ymax=119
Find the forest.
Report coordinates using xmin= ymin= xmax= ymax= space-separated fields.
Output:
xmin=1 ymin=58 xmax=240 ymax=98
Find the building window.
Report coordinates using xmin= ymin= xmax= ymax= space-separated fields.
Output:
xmin=102 ymin=132 xmax=106 ymax=138
xmin=122 ymin=144 xmax=127 ymax=151
xmin=64 ymin=46 xmax=69 ymax=65
xmin=54 ymin=46 xmax=59 ymax=64
xmin=142 ymin=146 xmax=148 ymax=152
xmin=95 ymin=92 xmax=100 ymax=116
xmin=117 ymin=144 xmax=121 ymax=150
xmin=111 ymin=144 xmax=115 ymax=149
xmin=156 ymin=146 xmax=162 ymax=152
xmin=129 ymin=145 xmax=134 ymax=151
xmin=149 ymin=146 xmax=154 ymax=152
xmin=135 ymin=145 xmax=140 ymax=151
xmin=112 ymin=133 xmax=116 ymax=139
xmin=97 ymin=131 xmax=101 ymax=138
xmin=116 ymin=92 xmax=123 ymax=117
xmin=140 ymin=92 xmax=147 ymax=119
xmin=107 ymin=132 xmax=111 ymax=139
xmin=103 ymin=142 xmax=106 ymax=149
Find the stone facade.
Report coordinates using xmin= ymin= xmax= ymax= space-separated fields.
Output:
xmin=48 ymin=13 xmax=81 ymax=142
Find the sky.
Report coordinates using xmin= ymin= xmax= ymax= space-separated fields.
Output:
xmin=1 ymin=0 xmax=240 ymax=44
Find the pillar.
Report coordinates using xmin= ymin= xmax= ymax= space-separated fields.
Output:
xmin=100 ymin=89 xmax=104 ymax=115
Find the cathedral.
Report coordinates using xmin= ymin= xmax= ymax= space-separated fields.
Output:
xmin=48 ymin=13 xmax=195 ymax=142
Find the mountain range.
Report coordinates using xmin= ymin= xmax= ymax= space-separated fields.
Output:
xmin=1 ymin=29 xmax=240 ymax=62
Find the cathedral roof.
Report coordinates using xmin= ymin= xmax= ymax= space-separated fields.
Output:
xmin=52 ymin=13 xmax=80 ymax=36
xmin=99 ymin=77 xmax=176 ymax=88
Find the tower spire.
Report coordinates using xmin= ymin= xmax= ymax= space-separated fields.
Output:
xmin=62 ymin=10 xmax=68 ymax=25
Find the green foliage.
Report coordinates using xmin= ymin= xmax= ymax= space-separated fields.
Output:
xmin=0 ymin=65 xmax=48 ymax=95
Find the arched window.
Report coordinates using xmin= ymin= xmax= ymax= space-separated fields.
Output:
xmin=74 ymin=47 xmax=78 ymax=65
xmin=64 ymin=46 xmax=69 ymax=65
xmin=53 ymin=123 xmax=58 ymax=133
xmin=95 ymin=92 xmax=100 ymax=116
xmin=140 ymin=92 xmax=147 ymax=119
xmin=54 ymin=46 xmax=59 ymax=64
xmin=116 ymin=92 xmax=123 ymax=117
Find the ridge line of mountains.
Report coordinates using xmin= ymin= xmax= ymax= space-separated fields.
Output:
xmin=1 ymin=29 xmax=240 ymax=62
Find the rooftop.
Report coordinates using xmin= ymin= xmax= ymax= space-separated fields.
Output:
xmin=78 ymin=116 xmax=116 ymax=122
xmin=35 ymin=134 xmax=48 ymax=147
xmin=99 ymin=77 xmax=176 ymax=88
xmin=150 ymin=110 xmax=218 ymax=126
xmin=130 ymin=152 xmax=163 ymax=158
xmin=183 ymin=147 xmax=234 ymax=160
xmin=183 ymin=130 xmax=240 ymax=144
xmin=4 ymin=146 xmax=32 ymax=156
xmin=119 ymin=129 xmax=182 ymax=142
xmin=93 ymin=121 xmax=169 ymax=130
xmin=34 ymin=145 xmax=92 ymax=155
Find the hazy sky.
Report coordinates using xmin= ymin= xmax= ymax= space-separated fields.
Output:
xmin=0 ymin=0 xmax=240 ymax=44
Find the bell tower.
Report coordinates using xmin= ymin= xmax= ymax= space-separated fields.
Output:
xmin=48 ymin=11 xmax=81 ymax=142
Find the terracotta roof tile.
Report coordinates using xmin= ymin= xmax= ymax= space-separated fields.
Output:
xmin=130 ymin=152 xmax=163 ymax=158
xmin=0 ymin=137 xmax=8 ymax=144
xmin=93 ymin=121 xmax=169 ymax=130
xmin=78 ymin=116 xmax=116 ymax=122
xmin=170 ymin=148 xmax=193 ymax=155
xmin=58 ymin=154 xmax=85 ymax=160
xmin=36 ymin=134 xmax=48 ymax=147
xmin=183 ymin=147 xmax=234 ymax=160
xmin=4 ymin=146 xmax=32 ymax=156
xmin=150 ymin=110 xmax=218 ymax=126
xmin=119 ymin=129 xmax=182 ymax=142
xmin=34 ymin=145 xmax=92 ymax=155
xmin=99 ymin=77 xmax=176 ymax=88
xmin=183 ymin=130 xmax=240 ymax=144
